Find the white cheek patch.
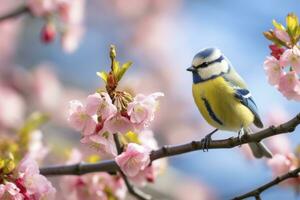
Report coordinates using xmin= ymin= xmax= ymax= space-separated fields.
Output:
xmin=198 ymin=60 xmax=229 ymax=80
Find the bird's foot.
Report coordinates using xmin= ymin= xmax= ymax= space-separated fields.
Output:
xmin=237 ymin=129 xmax=243 ymax=146
xmin=201 ymin=129 xmax=218 ymax=152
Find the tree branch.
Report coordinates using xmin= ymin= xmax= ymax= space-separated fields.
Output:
xmin=40 ymin=112 xmax=300 ymax=176
xmin=0 ymin=6 xmax=29 ymax=21
xmin=232 ymin=167 xmax=300 ymax=200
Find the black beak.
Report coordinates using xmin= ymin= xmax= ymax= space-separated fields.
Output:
xmin=186 ymin=66 xmax=196 ymax=72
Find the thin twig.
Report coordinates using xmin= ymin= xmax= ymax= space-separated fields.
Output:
xmin=0 ymin=6 xmax=29 ymax=21
xmin=40 ymin=112 xmax=300 ymax=176
xmin=113 ymin=133 xmax=152 ymax=200
xmin=232 ymin=167 xmax=300 ymax=200
xmin=113 ymin=133 xmax=122 ymax=154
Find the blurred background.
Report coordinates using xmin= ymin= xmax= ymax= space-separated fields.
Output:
xmin=0 ymin=0 xmax=300 ymax=199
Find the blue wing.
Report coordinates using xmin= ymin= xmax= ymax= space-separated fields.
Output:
xmin=234 ymin=88 xmax=263 ymax=128
xmin=222 ymin=65 xmax=263 ymax=128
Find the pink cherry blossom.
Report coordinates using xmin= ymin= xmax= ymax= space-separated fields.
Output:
xmin=60 ymin=149 xmax=126 ymax=200
xmin=127 ymin=92 xmax=164 ymax=129
xmin=129 ymin=159 xmax=163 ymax=186
xmin=61 ymin=173 xmax=126 ymax=200
xmin=115 ymin=143 xmax=151 ymax=177
xmin=58 ymin=0 xmax=85 ymax=53
xmin=28 ymin=130 xmax=49 ymax=162
xmin=278 ymin=71 xmax=300 ymax=101
xmin=86 ymin=92 xmax=117 ymax=120
xmin=18 ymin=156 xmax=56 ymax=199
xmin=267 ymin=153 xmax=300 ymax=186
xmin=280 ymin=46 xmax=300 ymax=73
xmin=32 ymin=66 xmax=62 ymax=111
xmin=273 ymin=28 xmax=291 ymax=43
xmin=139 ymin=130 xmax=158 ymax=150
xmin=0 ymin=182 xmax=23 ymax=200
xmin=0 ymin=85 xmax=25 ymax=128
xmin=57 ymin=0 xmax=85 ymax=25
xmin=267 ymin=154 xmax=295 ymax=175
xmin=61 ymin=25 xmax=84 ymax=53
xmin=80 ymin=131 xmax=117 ymax=156
xmin=267 ymin=135 xmax=292 ymax=156
xmin=264 ymin=56 xmax=285 ymax=85
xmin=27 ymin=0 xmax=56 ymax=17
xmin=105 ymin=114 xmax=133 ymax=134
xmin=129 ymin=165 xmax=155 ymax=186
xmin=68 ymin=100 xmax=97 ymax=135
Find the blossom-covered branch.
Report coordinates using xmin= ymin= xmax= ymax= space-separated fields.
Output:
xmin=232 ymin=167 xmax=300 ymax=200
xmin=0 ymin=5 xmax=29 ymax=21
xmin=264 ymin=13 xmax=300 ymax=101
xmin=40 ymin=112 xmax=300 ymax=176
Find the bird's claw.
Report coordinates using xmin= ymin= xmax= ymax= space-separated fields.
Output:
xmin=237 ymin=129 xmax=243 ymax=147
xmin=200 ymin=129 xmax=218 ymax=152
xmin=201 ymin=134 xmax=212 ymax=152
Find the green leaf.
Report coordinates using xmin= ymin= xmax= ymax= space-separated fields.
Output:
xmin=112 ymin=61 xmax=120 ymax=76
xmin=286 ymin=13 xmax=299 ymax=36
xmin=117 ymin=61 xmax=132 ymax=81
xmin=3 ymin=159 xmax=15 ymax=174
xmin=96 ymin=71 xmax=108 ymax=83
xmin=272 ymin=19 xmax=285 ymax=30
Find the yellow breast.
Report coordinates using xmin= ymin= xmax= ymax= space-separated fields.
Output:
xmin=192 ymin=76 xmax=254 ymax=131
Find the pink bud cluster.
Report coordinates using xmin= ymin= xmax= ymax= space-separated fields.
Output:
xmin=27 ymin=0 xmax=85 ymax=53
xmin=68 ymin=92 xmax=163 ymax=156
xmin=68 ymin=91 xmax=164 ymax=190
xmin=264 ymin=45 xmax=300 ymax=101
xmin=60 ymin=149 xmax=127 ymax=200
xmin=0 ymin=156 xmax=56 ymax=200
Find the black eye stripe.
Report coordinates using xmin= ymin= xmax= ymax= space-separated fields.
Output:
xmin=195 ymin=56 xmax=224 ymax=69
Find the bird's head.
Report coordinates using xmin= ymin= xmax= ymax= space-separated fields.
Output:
xmin=187 ymin=48 xmax=230 ymax=82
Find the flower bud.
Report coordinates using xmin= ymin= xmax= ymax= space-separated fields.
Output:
xmin=110 ymin=45 xmax=117 ymax=60
xmin=41 ymin=23 xmax=56 ymax=43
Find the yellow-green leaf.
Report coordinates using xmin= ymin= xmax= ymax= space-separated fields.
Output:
xmin=286 ymin=13 xmax=299 ymax=35
xmin=97 ymin=71 xmax=108 ymax=83
xmin=117 ymin=61 xmax=132 ymax=81
xmin=113 ymin=61 xmax=120 ymax=76
xmin=0 ymin=159 xmax=5 ymax=169
xmin=272 ymin=19 xmax=285 ymax=30
xmin=3 ymin=159 xmax=15 ymax=174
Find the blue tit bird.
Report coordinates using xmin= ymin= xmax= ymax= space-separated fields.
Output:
xmin=187 ymin=47 xmax=272 ymax=158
